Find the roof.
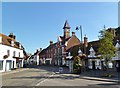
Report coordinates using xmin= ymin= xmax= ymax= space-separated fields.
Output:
xmin=39 ymin=43 xmax=57 ymax=56
xmin=39 ymin=49 xmax=46 ymax=55
xmin=63 ymin=20 xmax=71 ymax=29
xmin=0 ymin=33 xmax=23 ymax=50
xmin=66 ymin=40 xmax=100 ymax=56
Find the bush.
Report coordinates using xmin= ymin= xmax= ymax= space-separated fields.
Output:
xmin=73 ymin=56 xmax=82 ymax=74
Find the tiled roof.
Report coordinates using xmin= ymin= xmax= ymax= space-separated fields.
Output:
xmin=39 ymin=43 xmax=57 ymax=56
xmin=0 ymin=33 xmax=23 ymax=50
xmin=60 ymin=36 xmax=71 ymax=45
xmin=66 ymin=40 xmax=100 ymax=56
xmin=39 ymin=49 xmax=46 ymax=55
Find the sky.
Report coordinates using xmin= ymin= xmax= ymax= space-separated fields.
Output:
xmin=2 ymin=2 xmax=118 ymax=54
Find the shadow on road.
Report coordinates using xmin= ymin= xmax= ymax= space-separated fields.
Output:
xmin=11 ymin=74 xmax=80 ymax=80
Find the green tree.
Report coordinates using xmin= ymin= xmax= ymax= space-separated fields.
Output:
xmin=73 ymin=56 xmax=82 ymax=73
xmin=98 ymin=29 xmax=116 ymax=69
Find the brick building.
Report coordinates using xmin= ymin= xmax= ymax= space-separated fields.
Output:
xmin=39 ymin=20 xmax=81 ymax=65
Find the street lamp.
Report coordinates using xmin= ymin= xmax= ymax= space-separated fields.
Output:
xmin=76 ymin=25 xmax=85 ymax=72
xmin=76 ymin=25 xmax=83 ymax=45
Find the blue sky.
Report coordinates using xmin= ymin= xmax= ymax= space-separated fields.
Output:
xmin=2 ymin=2 xmax=118 ymax=54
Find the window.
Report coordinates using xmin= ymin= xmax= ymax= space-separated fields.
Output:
xmin=62 ymin=47 xmax=64 ymax=53
xmin=11 ymin=41 xmax=14 ymax=46
xmin=55 ymin=49 xmax=56 ymax=54
xmin=19 ymin=52 xmax=20 ymax=57
xmin=7 ymin=50 xmax=10 ymax=56
xmin=13 ymin=51 xmax=16 ymax=57
xmin=0 ymin=61 xmax=3 ymax=70
xmin=58 ymin=48 xmax=60 ymax=53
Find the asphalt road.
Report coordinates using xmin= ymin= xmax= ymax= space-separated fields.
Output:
xmin=1 ymin=66 xmax=120 ymax=87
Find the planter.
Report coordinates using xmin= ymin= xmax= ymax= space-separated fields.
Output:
xmin=101 ymin=74 xmax=113 ymax=78
xmin=73 ymin=69 xmax=81 ymax=74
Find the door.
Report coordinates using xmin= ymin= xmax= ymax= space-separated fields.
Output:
xmin=6 ymin=61 xmax=11 ymax=71
xmin=46 ymin=60 xmax=50 ymax=65
xmin=13 ymin=61 xmax=14 ymax=68
xmin=92 ymin=61 xmax=96 ymax=70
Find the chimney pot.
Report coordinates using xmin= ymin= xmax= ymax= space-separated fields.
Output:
xmin=72 ymin=32 xmax=75 ymax=36
xmin=50 ymin=41 xmax=53 ymax=45
xmin=9 ymin=33 xmax=16 ymax=39
xmin=40 ymin=48 xmax=42 ymax=51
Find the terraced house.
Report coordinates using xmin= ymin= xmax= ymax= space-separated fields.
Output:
xmin=0 ymin=33 xmax=26 ymax=72
xmin=38 ymin=20 xmax=81 ymax=66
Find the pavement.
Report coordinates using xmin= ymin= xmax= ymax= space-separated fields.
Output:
xmin=1 ymin=68 xmax=29 ymax=75
xmin=80 ymin=69 xmax=120 ymax=82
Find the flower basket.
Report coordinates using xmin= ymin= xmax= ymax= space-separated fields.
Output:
xmin=101 ymin=74 xmax=113 ymax=78
xmin=3 ymin=55 xmax=8 ymax=59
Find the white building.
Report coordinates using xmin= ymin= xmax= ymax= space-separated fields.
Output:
xmin=88 ymin=46 xmax=102 ymax=70
xmin=0 ymin=33 xmax=24 ymax=72
xmin=112 ymin=41 xmax=120 ymax=61
xmin=87 ymin=41 xmax=120 ymax=70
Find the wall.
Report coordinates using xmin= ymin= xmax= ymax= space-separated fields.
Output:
xmin=0 ymin=44 xmax=23 ymax=72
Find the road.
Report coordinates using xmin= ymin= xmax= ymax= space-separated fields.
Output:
xmin=1 ymin=66 xmax=120 ymax=87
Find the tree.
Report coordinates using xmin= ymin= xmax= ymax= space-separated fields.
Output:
xmin=98 ymin=29 xmax=116 ymax=69
xmin=73 ymin=56 xmax=82 ymax=73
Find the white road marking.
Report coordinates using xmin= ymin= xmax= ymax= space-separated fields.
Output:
xmin=35 ymin=73 xmax=55 ymax=86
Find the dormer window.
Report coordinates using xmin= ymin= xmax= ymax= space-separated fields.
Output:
xmin=19 ymin=43 xmax=21 ymax=49
xmin=11 ymin=40 xmax=14 ymax=46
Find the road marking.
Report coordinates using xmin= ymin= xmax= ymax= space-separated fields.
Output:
xmin=35 ymin=73 xmax=55 ymax=86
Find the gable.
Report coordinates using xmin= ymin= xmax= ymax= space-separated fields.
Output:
xmin=66 ymin=35 xmax=80 ymax=50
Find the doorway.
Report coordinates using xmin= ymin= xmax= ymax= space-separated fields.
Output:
xmin=92 ymin=61 xmax=96 ymax=70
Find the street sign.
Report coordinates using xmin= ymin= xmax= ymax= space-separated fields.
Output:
xmin=59 ymin=67 xmax=63 ymax=73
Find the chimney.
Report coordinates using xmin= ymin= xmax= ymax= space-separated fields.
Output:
xmin=72 ymin=32 xmax=75 ymax=36
xmin=9 ymin=33 xmax=16 ymax=40
xmin=84 ymin=34 xmax=88 ymax=47
xmin=50 ymin=41 xmax=53 ymax=45
xmin=40 ymin=48 xmax=42 ymax=52
xmin=36 ymin=49 xmax=39 ymax=52
xmin=0 ymin=36 xmax=2 ymax=44
xmin=84 ymin=34 xmax=88 ymax=54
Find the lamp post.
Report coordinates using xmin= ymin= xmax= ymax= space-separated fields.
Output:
xmin=76 ymin=25 xmax=84 ymax=72
xmin=76 ymin=25 xmax=83 ymax=48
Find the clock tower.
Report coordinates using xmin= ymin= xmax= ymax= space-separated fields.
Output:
xmin=63 ymin=20 xmax=71 ymax=39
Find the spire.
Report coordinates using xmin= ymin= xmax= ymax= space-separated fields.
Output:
xmin=63 ymin=20 xmax=71 ymax=29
